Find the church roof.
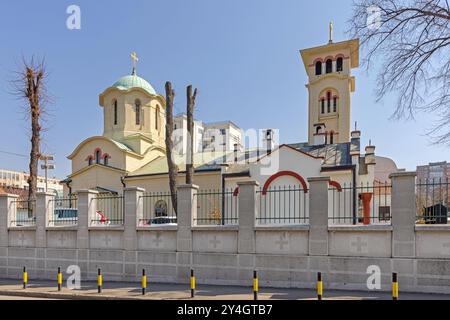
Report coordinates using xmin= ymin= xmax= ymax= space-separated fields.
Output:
xmin=288 ymin=142 xmax=352 ymax=168
xmin=112 ymin=74 xmax=157 ymax=96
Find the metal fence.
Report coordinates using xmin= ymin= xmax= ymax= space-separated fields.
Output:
xmin=92 ymin=194 xmax=124 ymax=226
xmin=257 ymin=185 xmax=309 ymax=225
xmin=194 ymin=189 xmax=238 ymax=226
xmin=139 ymin=192 xmax=177 ymax=226
xmin=48 ymin=196 xmax=78 ymax=226
xmin=328 ymin=181 xmax=392 ymax=225
xmin=11 ymin=199 xmax=36 ymax=227
xmin=416 ymin=178 xmax=449 ymax=225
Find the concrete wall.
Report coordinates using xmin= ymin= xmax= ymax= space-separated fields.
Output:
xmin=1 ymin=172 xmax=450 ymax=294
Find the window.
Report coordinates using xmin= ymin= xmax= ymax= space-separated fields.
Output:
xmin=113 ymin=100 xmax=118 ymax=125
xmin=155 ymin=107 xmax=160 ymax=130
xmin=88 ymin=157 xmax=93 ymax=166
xmin=135 ymin=99 xmax=141 ymax=125
xmin=95 ymin=150 xmax=101 ymax=164
xmin=333 ymin=96 xmax=337 ymax=112
xmin=330 ymin=131 xmax=334 ymax=144
xmin=315 ymin=61 xmax=322 ymax=75
xmin=104 ymin=155 xmax=109 ymax=166
xmin=321 ymin=99 xmax=325 ymax=114
xmin=326 ymin=59 xmax=333 ymax=73
xmin=327 ymin=92 xmax=331 ymax=113
xmin=336 ymin=57 xmax=343 ymax=72
xmin=220 ymin=129 xmax=226 ymax=135
xmin=154 ymin=200 xmax=168 ymax=217
xmin=316 ymin=126 xmax=322 ymax=134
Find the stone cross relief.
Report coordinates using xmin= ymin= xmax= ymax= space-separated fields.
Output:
xmin=19 ymin=232 xmax=27 ymax=246
xmin=350 ymin=236 xmax=368 ymax=254
xmin=58 ymin=233 xmax=66 ymax=247
xmin=275 ymin=233 xmax=289 ymax=250
xmin=209 ymin=235 xmax=221 ymax=249
xmin=153 ymin=232 xmax=162 ymax=247
xmin=103 ymin=234 xmax=112 ymax=247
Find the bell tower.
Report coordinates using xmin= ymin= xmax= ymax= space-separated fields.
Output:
xmin=300 ymin=29 xmax=359 ymax=145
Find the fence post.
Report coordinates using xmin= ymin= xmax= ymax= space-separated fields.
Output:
xmin=308 ymin=177 xmax=330 ymax=256
xmin=237 ymin=181 xmax=259 ymax=254
xmin=124 ymin=187 xmax=144 ymax=251
xmin=176 ymin=184 xmax=198 ymax=252
xmin=77 ymin=190 xmax=99 ymax=249
xmin=0 ymin=194 xmax=18 ymax=247
xmin=36 ymin=192 xmax=54 ymax=248
xmin=390 ymin=171 xmax=416 ymax=258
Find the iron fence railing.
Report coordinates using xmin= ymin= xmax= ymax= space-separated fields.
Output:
xmin=48 ymin=196 xmax=78 ymax=226
xmin=139 ymin=192 xmax=177 ymax=226
xmin=257 ymin=185 xmax=309 ymax=225
xmin=416 ymin=178 xmax=449 ymax=225
xmin=194 ymin=189 xmax=238 ymax=226
xmin=328 ymin=181 xmax=392 ymax=225
xmin=11 ymin=199 xmax=36 ymax=227
xmin=92 ymin=194 xmax=124 ymax=226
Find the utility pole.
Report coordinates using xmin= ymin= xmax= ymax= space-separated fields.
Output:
xmin=40 ymin=155 xmax=55 ymax=193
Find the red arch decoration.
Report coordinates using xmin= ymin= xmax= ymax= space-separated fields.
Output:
xmin=262 ymin=171 xmax=308 ymax=195
xmin=329 ymin=180 xmax=343 ymax=192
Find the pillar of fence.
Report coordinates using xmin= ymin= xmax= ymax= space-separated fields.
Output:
xmin=124 ymin=187 xmax=144 ymax=251
xmin=308 ymin=177 xmax=330 ymax=256
xmin=0 ymin=194 xmax=18 ymax=247
xmin=36 ymin=192 xmax=55 ymax=248
xmin=237 ymin=181 xmax=259 ymax=254
xmin=177 ymin=184 xmax=199 ymax=252
xmin=390 ymin=171 xmax=417 ymax=258
xmin=77 ymin=190 xmax=99 ymax=249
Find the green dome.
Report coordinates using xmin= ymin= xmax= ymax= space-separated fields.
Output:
xmin=112 ymin=74 xmax=157 ymax=95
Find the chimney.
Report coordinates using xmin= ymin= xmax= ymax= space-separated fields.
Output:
xmin=365 ymin=141 xmax=376 ymax=165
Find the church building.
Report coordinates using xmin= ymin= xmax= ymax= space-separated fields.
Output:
xmin=64 ymin=31 xmax=395 ymax=220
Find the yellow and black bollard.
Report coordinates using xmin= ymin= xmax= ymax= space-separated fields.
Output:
xmin=23 ymin=267 xmax=27 ymax=289
xmin=392 ymin=272 xmax=399 ymax=300
xmin=142 ymin=269 xmax=147 ymax=295
xmin=97 ymin=268 xmax=102 ymax=294
xmin=317 ymin=272 xmax=323 ymax=300
xmin=253 ymin=271 xmax=259 ymax=300
xmin=57 ymin=267 xmax=62 ymax=291
xmin=190 ymin=269 xmax=195 ymax=298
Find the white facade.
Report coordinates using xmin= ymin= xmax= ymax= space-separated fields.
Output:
xmin=173 ymin=114 xmax=204 ymax=155
xmin=0 ymin=168 xmax=62 ymax=195
xmin=202 ymin=121 xmax=243 ymax=152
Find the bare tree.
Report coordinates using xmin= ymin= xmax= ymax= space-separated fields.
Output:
xmin=11 ymin=58 xmax=48 ymax=210
xmin=165 ymin=81 xmax=178 ymax=215
xmin=348 ymin=0 xmax=450 ymax=144
xmin=186 ymin=85 xmax=198 ymax=185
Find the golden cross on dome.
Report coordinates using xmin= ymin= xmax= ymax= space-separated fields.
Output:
xmin=131 ymin=52 xmax=139 ymax=75
xmin=329 ymin=21 xmax=333 ymax=44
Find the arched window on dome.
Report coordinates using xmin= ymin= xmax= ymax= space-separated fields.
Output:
xmin=321 ymin=98 xmax=325 ymax=114
xmin=326 ymin=59 xmax=333 ymax=74
xmin=327 ymin=92 xmax=331 ymax=113
xmin=336 ymin=57 xmax=343 ymax=72
xmin=135 ymin=99 xmax=141 ymax=125
xmin=113 ymin=100 xmax=118 ymax=125
xmin=155 ymin=107 xmax=160 ymax=131
xmin=333 ymin=96 xmax=337 ymax=112
xmin=315 ymin=61 xmax=322 ymax=76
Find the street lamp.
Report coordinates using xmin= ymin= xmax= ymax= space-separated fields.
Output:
xmin=40 ymin=155 xmax=55 ymax=193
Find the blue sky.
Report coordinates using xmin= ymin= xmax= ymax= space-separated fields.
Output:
xmin=0 ymin=0 xmax=448 ymax=179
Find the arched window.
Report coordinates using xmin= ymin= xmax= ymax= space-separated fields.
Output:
xmin=330 ymin=131 xmax=334 ymax=144
xmin=336 ymin=57 xmax=343 ymax=72
xmin=333 ymin=96 xmax=337 ymax=112
xmin=155 ymin=107 xmax=160 ymax=130
xmin=316 ymin=126 xmax=322 ymax=134
xmin=113 ymin=100 xmax=118 ymax=125
xmin=135 ymin=99 xmax=141 ymax=125
xmin=103 ymin=154 xmax=109 ymax=166
xmin=327 ymin=92 xmax=331 ymax=113
xmin=326 ymin=59 xmax=333 ymax=73
xmin=95 ymin=150 xmax=101 ymax=164
xmin=321 ymin=98 xmax=325 ymax=114
xmin=88 ymin=156 xmax=93 ymax=166
xmin=154 ymin=200 xmax=168 ymax=217
xmin=315 ymin=61 xmax=322 ymax=75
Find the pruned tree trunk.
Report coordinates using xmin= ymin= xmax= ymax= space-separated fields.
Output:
xmin=186 ymin=85 xmax=198 ymax=185
xmin=165 ymin=81 xmax=178 ymax=215
xmin=12 ymin=60 xmax=46 ymax=217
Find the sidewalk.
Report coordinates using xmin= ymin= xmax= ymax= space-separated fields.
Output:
xmin=0 ymin=279 xmax=449 ymax=300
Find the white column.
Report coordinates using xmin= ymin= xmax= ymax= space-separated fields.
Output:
xmin=308 ymin=177 xmax=330 ymax=256
xmin=176 ymin=184 xmax=199 ymax=252
xmin=77 ymin=190 xmax=98 ymax=249
xmin=124 ymin=187 xmax=144 ymax=251
xmin=36 ymin=192 xmax=55 ymax=248
xmin=237 ymin=181 xmax=259 ymax=254
xmin=0 ymin=194 xmax=18 ymax=247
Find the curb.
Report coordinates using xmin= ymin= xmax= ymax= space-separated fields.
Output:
xmin=0 ymin=289 xmax=147 ymax=300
